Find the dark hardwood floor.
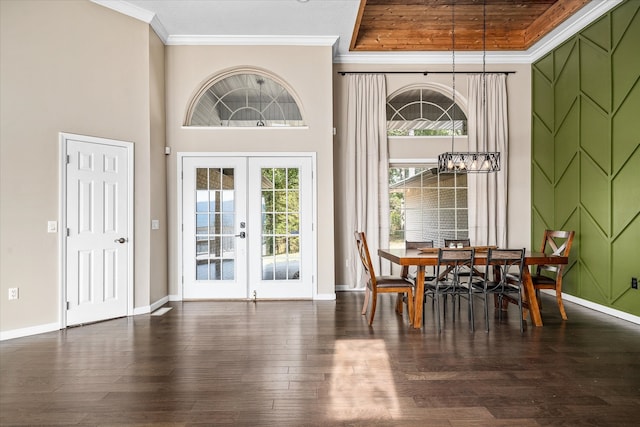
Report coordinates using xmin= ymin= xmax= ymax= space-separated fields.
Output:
xmin=2 ymin=291 xmax=640 ymax=426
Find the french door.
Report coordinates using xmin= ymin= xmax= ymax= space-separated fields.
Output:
xmin=182 ymin=155 xmax=314 ymax=299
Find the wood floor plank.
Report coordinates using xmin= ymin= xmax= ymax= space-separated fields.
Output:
xmin=2 ymin=292 xmax=640 ymax=425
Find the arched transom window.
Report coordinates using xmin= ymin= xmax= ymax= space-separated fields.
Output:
xmin=186 ymin=73 xmax=304 ymax=127
xmin=387 ymin=87 xmax=467 ymax=136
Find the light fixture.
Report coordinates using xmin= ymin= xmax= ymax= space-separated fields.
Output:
xmin=256 ymin=78 xmax=265 ymax=127
xmin=437 ymin=0 xmax=500 ymax=174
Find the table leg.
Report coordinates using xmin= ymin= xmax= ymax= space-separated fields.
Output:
xmin=413 ymin=266 xmax=425 ymax=328
xmin=522 ymin=266 xmax=543 ymax=327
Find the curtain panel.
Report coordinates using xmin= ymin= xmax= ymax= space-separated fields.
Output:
xmin=345 ymin=74 xmax=390 ymax=288
xmin=467 ymin=74 xmax=508 ymax=248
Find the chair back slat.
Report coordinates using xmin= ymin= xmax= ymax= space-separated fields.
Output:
xmin=436 ymin=248 xmax=475 ymax=285
xmin=485 ymin=248 xmax=525 ymax=287
xmin=406 ymin=240 xmax=433 ymax=249
xmin=354 ymin=231 xmax=375 ymax=286
xmin=536 ymin=230 xmax=575 ymax=277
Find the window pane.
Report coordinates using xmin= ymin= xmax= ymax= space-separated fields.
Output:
xmin=388 ymin=166 xmax=467 ymax=248
xmin=387 ymin=88 xmax=467 ymax=136
xmin=188 ymin=73 xmax=305 ymax=127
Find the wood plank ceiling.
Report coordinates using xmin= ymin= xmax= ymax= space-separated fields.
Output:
xmin=350 ymin=0 xmax=591 ymax=51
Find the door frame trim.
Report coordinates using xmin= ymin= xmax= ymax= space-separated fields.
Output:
xmin=58 ymin=133 xmax=135 ymax=328
xmin=177 ymin=152 xmax=317 ymax=300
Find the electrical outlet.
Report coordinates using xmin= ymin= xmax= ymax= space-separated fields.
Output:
xmin=632 ymin=277 xmax=638 ymax=290
xmin=8 ymin=288 xmax=19 ymax=300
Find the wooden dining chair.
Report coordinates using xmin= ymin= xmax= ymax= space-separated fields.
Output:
xmin=531 ymin=229 xmax=575 ymax=320
xmin=354 ymin=231 xmax=415 ymax=326
xmin=471 ymin=248 xmax=526 ymax=333
xmin=425 ymin=248 xmax=475 ymax=332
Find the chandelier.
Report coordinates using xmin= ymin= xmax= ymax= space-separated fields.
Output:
xmin=438 ymin=0 xmax=500 ymax=174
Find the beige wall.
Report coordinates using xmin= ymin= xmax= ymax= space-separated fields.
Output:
xmin=332 ymin=63 xmax=532 ymax=286
xmin=0 ymin=0 xmax=166 ymax=333
xmin=149 ymin=29 xmax=169 ymax=304
xmin=165 ymin=45 xmax=336 ymax=297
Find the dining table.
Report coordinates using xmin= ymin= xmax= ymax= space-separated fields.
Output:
xmin=377 ymin=247 xmax=569 ymax=329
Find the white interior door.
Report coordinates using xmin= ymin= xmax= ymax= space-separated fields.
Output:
xmin=182 ymin=155 xmax=313 ymax=299
xmin=65 ymin=136 xmax=131 ymax=326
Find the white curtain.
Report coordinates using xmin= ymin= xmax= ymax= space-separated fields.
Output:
xmin=345 ymin=74 xmax=390 ymax=288
xmin=467 ymin=74 xmax=508 ymax=247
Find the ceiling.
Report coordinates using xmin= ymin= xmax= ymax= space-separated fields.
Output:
xmin=94 ymin=0 xmax=617 ymax=62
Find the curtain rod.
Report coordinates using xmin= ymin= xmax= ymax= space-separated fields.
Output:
xmin=337 ymin=71 xmax=515 ymax=76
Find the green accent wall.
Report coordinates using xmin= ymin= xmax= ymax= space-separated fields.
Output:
xmin=531 ymin=0 xmax=640 ymax=317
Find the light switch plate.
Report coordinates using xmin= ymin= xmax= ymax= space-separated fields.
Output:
xmin=47 ymin=221 xmax=57 ymax=233
xmin=151 ymin=220 xmax=160 ymax=230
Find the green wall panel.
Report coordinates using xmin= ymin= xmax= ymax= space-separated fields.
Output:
xmin=580 ymin=96 xmax=610 ymax=174
xmin=554 ymin=42 xmax=579 ymax=127
xmin=612 ymin=148 xmax=640 ymax=234
xmin=580 ymin=153 xmax=610 ymax=234
xmin=554 ymin=156 xmax=579 ymax=227
xmin=612 ymin=10 xmax=640 ymax=109
xmin=612 ymin=216 xmax=640 ymax=303
xmin=580 ymin=38 xmax=610 ymax=111
xmin=612 ymin=78 xmax=640 ymax=172
xmin=531 ymin=0 xmax=640 ymax=317
xmin=580 ymin=211 xmax=610 ymax=297
xmin=554 ymin=100 xmax=579 ymax=178
xmin=582 ymin=14 xmax=610 ymax=51
xmin=532 ymin=116 xmax=554 ymax=179
xmin=532 ymin=70 xmax=554 ymax=130
xmin=532 ymin=165 xmax=554 ymax=226
xmin=611 ymin=0 xmax=640 ymax=51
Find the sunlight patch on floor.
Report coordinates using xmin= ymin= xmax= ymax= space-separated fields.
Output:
xmin=328 ymin=339 xmax=399 ymax=421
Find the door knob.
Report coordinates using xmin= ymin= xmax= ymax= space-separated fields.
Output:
xmin=114 ymin=237 xmax=128 ymax=244
xmin=235 ymin=232 xmax=246 ymax=239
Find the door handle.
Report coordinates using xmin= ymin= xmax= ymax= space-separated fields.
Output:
xmin=114 ymin=237 xmax=128 ymax=244
xmin=235 ymin=232 xmax=246 ymax=239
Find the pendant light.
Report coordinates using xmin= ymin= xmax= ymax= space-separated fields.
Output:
xmin=256 ymin=78 xmax=265 ymax=127
xmin=437 ymin=0 xmax=500 ymax=174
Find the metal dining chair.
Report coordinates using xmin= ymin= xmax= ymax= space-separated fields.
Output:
xmin=425 ymin=248 xmax=475 ymax=332
xmin=471 ymin=248 xmax=526 ymax=333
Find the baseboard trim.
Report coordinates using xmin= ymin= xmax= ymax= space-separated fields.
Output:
xmin=314 ymin=293 xmax=337 ymax=301
xmin=542 ymin=290 xmax=640 ymax=325
xmin=169 ymin=294 xmax=182 ymax=301
xmin=150 ymin=296 xmax=169 ymax=312
xmin=336 ymin=285 xmax=364 ymax=292
xmin=0 ymin=322 xmax=60 ymax=341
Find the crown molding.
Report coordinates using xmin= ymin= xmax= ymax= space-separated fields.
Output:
xmin=91 ymin=0 xmax=168 ymax=42
xmin=333 ymin=51 xmax=533 ymax=65
xmin=91 ymin=0 xmax=154 ymax=23
xmin=165 ymin=35 xmax=339 ymax=47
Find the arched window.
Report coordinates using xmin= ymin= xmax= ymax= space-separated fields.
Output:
xmin=386 ymin=85 xmax=469 ymax=248
xmin=186 ymin=72 xmax=304 ymax=127
xmin=386 ymin=87 xmax=467 ymax=136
